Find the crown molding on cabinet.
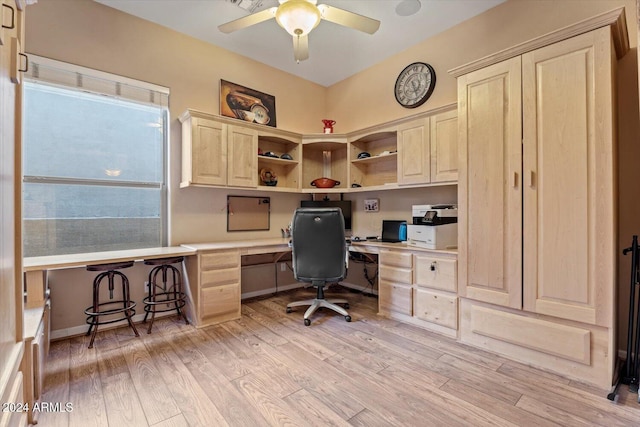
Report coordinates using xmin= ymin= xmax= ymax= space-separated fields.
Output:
xmin=448 ymin=7 xmax=629 ymax=78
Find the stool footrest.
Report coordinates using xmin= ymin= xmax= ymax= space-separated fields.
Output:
xmin=85 ymin=300 xmax=137 ymax=322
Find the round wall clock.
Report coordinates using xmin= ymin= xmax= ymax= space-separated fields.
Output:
xmin=394 ymin=62 xmax=436 ymax=108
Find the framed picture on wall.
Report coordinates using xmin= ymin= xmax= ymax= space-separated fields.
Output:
xmin=364 ymin=198 xmax=379 ymax=212
xmin=220 ymin=79 xmax=277 ymax=127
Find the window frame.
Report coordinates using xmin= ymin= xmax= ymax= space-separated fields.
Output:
xmin=22 ymin=56 xmax=170 ymax=255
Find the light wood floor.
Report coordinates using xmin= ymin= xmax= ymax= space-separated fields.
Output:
xmin=38 ymin=287 xmax=640 ymax=426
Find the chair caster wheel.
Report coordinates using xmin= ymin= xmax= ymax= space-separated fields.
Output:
xmin=286 ymin=307 xmax=292 ymax=313
xmin=344 ymin=304 xmax=350 ymax=309
xmin=304 ymin=319 xmax=311 ymax=326
xmin=345 ymin=315 xmax=352 ymax=322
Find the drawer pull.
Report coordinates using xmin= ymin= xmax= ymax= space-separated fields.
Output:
xmin=430 ymin=261 xmax=437 ymax=271
xmin=2 ymin=4 xmax=15 ymax=30
xmin=19 ymin=52 xmax=28 ymax=72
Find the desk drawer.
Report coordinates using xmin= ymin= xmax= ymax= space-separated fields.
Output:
xmin=380 ymin=265 xmax=412 ymax=285
xmin=201 ymin=250 xmax=239 ymax=270
xmin=414 ymin=255 xmax=457 ymax=292
xmin=201 ymin=267 xmax=240 ymax=287
xmin=414 ymin=288 xmax=458 ymax=329
xmin=379 ymin=279 xmax=412 ymax=315
xmin=380 ymin=250 xmax=412 ymax=269
xmin=200 ymin=283 xmax=240 ymax=321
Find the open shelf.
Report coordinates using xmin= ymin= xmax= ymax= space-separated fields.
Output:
xmin=302 ymin=137 xmax=348 ymax=192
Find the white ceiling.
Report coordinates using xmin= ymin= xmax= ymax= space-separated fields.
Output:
xmin=95 ymin=0 xmax=505 ymax=87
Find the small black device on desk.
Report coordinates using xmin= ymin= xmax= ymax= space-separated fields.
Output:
xmin=368 ymin=220 xmax=407 ymax=243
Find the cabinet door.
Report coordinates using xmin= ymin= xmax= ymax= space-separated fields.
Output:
xmin=0 ymin=0 xmax=24 ymax=413
xmin=430 ymin=109 xmax=458 ymax=182
xmin=522 ymin=27 xmax=614 ymax=327
xmin=227 ymin=125 xmax=258 ymax=187
xmin=397 ymin=118 xmax=430 ymax=185
xmin=192 ymin=117 xmax=227 ymax=185
xmin=457 ymin=56 xmax=522 ymax=309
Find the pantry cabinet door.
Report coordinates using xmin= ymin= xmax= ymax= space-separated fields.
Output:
xmin=522 ymin=27 xmax=615 ymax=327
xmin=457 ymin=56 xmax=522 ymax=309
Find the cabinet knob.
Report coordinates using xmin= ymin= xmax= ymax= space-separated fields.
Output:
xmin=430 ymin=261 xmax=437 ymax=271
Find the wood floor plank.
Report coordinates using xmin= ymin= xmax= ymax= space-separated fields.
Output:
xmin=191 ymin=325 xmax=253 ymax=380
xmin=257 ymin=339 xmax=368 ymax=420
xmin=515 ymin=394 xmax=602 ymax=427
xmin=282 ymin=388 xmax=352 ymax=427
xmin=149 ymin=413 xmax=189 ymax=427
xmin=36 ymin=340 xmax=71 ymax=427
xmin=440 ymin=379 xmax=562 ymax=427
xmin=67 ymin=336 xmax=109 ymax=427
xmin=100 ymin=372 xmax=149 ymax=426
xmin=41 ymin=289 xmax=640 ymax=427
xmin=232 ymin=374 xmax=308 ymax=426
xmin=150 ymin=332 xmax=229 ymax=427
xmin=182 ymin=358 xmax=271 ymax=426
xmin=120 ymin=336 xmax=181 ymax=425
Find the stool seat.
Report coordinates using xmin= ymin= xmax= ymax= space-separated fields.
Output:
xmin=142 ymin=256 xmax=188 ymax=333
xmin=87 ymin=261 xmax=134 ymax=271
xmin=85 ymin=261 xmax=139 ymax=348
xmin=143 ymin=256 xmax=184 ymax=266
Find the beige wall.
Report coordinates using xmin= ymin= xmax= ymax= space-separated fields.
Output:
xmin=26 ymin=0 xmax=640 ymax=348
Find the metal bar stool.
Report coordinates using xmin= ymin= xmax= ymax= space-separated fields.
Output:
xmin=84 ymin=261 xmax=139 ymax=348
xmin=143 ymin=256 xmax=188 ymax=333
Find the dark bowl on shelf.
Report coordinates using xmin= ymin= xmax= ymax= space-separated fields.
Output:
xmin=310 ymin=177 xmax=340 ymax=188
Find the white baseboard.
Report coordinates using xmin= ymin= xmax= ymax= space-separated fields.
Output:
xmin=339 ymin=281 xmax=378 ymax=296
xmin=241 ymin=282 xmax=302 ymax=300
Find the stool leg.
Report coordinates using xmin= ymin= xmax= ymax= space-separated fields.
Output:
xmin=143 ymin=268 xmax=154 ymax=325
xmin=87 ymin=272 xmax=106 ymax=349
xmin=171 ymin=266 xmax=188 ymax=325
xmin=119 ymin=272 xmax=139 ymax=337
xmin=146 ymin=267 xmax=160 ymax=334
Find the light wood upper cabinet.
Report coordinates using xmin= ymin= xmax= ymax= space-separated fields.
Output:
xmin=182 ymin=114 xmax=227 ymax=186
xmin=521 ymin=27 xmax=615 ymax=327
xmin=397 ymin=118 xmax=430 ymax=185
xmin=180 ymin=107 xmax=458 ymax=192
xmin=180 ymin=110 xmax=258 ymax=188
xmin=397 ymin=108 xmax=458 ymax=186
xmin=227 ymin=125 xmax=258 ymax=187
xmin=430 ymin=109 xmax=458 ymax=183
xmin=457 ymin=56 xmax=523 ymax=310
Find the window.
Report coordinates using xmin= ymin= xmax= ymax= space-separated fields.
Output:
xmin=22 ymin=57 xmax=169 ymax=256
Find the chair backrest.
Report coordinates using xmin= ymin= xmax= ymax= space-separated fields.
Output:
xmin=291 ymin=207 xmax=346 ymax=284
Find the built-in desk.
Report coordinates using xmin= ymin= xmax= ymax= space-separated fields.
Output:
xmin=180 ymin=238 xmax=458 ymax=335
xmin=23 ymin=246 xmax=197 ymax=310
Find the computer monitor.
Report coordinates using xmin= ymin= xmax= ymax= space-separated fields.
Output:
xmin=300 ymin=200 xmax=352 ymax=230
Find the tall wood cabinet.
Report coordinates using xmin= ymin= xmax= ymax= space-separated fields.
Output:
xmin=0 ymin=1 xmax=26 ymax=426
xmin=452 ymin=10 xmax=628 ymax=389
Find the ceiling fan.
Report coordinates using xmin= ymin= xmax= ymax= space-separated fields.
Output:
xmin=218 ymin=0 xmax=380 ymax=62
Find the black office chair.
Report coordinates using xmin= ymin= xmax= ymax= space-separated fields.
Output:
xmin=286 ymin=207 xmax=351 ymax=326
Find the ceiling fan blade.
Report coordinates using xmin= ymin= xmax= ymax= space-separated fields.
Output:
xmin=218 ymin=7 xmax=277 ymax=34
xmin=293 ymin=34 xmax=309 ymax=62
xmin=317 ymin=4 xmax=380 ymax=34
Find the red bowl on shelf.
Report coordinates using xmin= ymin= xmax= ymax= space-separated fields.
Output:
xmin=310 ymin=177 xmax=340 ymax=188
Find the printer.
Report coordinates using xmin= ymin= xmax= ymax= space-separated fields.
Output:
xmin=407 ymin=204 xmax=458 ymax=250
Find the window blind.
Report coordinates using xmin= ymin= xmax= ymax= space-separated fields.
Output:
xmin=24 ymin=55 xmax=169 ymax=108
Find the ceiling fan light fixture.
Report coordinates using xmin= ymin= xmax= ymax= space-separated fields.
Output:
xmin=275 ymin=0 xmax=321 ymax=36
